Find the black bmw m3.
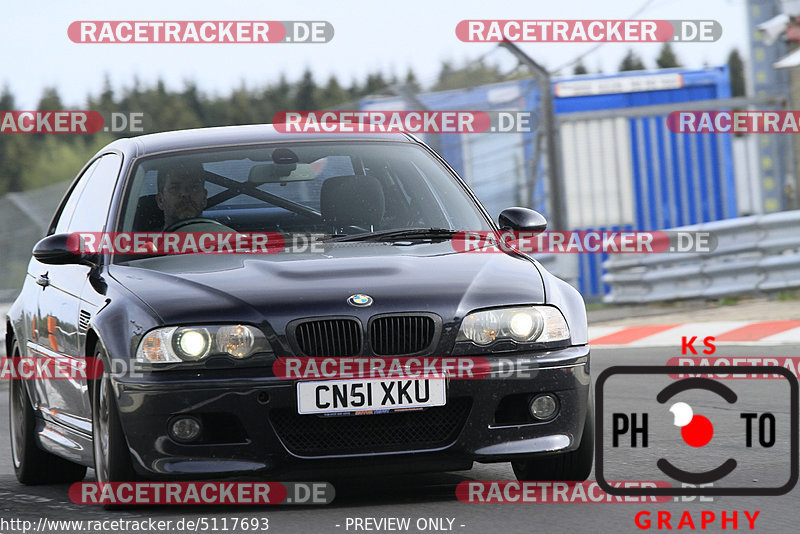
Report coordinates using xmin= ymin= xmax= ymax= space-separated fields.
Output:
xmin=5 ymin=124 xmax=592 ymax=485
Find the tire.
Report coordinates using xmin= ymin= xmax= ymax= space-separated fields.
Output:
xmin=91 ymin=344 xmax=137 ymax=484
xmin=512 ymin=392 xmax=594 ymax=482
xmin=8 ymin=338 xmax=87 ymax=485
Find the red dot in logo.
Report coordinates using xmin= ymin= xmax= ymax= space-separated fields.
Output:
xmin=681 ymin=415 xmax=714 ymax=447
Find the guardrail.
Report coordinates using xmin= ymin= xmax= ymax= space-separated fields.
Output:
xmin=602 ymin=211 xmax=800 ymax=303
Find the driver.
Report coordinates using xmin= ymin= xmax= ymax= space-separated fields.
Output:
xmin=156 ymin=162 xmax=232 ymax=231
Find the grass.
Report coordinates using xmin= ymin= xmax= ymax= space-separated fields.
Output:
xmin=776 ymin=289 xmax=800 ymax=302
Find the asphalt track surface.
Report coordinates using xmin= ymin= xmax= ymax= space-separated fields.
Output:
xmin=0 ymin=345 xmax=798 ymax=534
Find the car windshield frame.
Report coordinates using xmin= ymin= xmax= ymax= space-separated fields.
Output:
xmin=109 ymin=139 xmax=497 ymax=263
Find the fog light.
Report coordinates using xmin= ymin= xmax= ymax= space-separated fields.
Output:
xmin=169 ymin=416 xmax=202 ymax=442
xmin=529 ymin=394 xmax=558 ymax=420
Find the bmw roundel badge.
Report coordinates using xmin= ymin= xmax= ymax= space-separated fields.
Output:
xmin=347 ymin=294 xmax=373 ymax=307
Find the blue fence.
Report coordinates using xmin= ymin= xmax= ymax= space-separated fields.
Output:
xmin=360 ymin=67 xmax=737 ymax=299
xmin=554 ymin=68 xmax=735 ymax=298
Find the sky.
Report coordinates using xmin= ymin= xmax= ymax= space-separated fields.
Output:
xmin=1 ymin=0 xmax=752 ymax=108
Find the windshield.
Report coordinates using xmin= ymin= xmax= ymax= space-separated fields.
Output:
xmin=117 ymin=141 xmax=491 ymax=252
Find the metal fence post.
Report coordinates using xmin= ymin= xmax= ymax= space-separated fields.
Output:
xmin=499 ymin=41 xmax=568 ymax=231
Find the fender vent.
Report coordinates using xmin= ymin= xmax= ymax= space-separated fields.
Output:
xmin=78 ymin=310 xmax=91 ymax=332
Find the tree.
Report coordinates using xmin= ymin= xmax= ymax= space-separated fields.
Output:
xmin=727 ymin=49 xmax=746 ymax=97
xmin=226 ymin=82 xmax=257 ymax=125
xmin=0 ymin=85 xmax=28 ymax=193
xmin=182 ymin=80 xmax=205 ymax=123
xmin=619 ymin=49 xmax=646 ymax=72
xmin=99 ymin=74 xmax=115 ymax=109
xmin=0 ymin=85 xmax=15 ymax=111
xmin=433 ymin=59 xmax=503 ymax=91
xmin=318 ymin=75 xmax=347 ymax=109
xmin=19 ymin=135 xmax=99 ymax=190
xmin=656 ymin=43 xmax=681 ymax=69
xmin=437 ymin=61 xmax=456 ymax=88
xmin=346 ymin=78 xmax=361 ymax=100
xmin=294 ymin=68 xmax=318 ymax=111
xmin=573 ymin=60 xmax=588 ymax=75
xmin=270 ymin=75 xmax=293 ymax=111
xmin=363 ymin=71 xmax=389 ymax=95
xmin=36 ymin=87 xmax=64 ymax=111
xmin=404 ymin=67 xmax=421 ymax=92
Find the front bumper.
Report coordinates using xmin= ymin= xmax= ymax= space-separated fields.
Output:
xmin=114 ymin=345 xmax=590 ymax=478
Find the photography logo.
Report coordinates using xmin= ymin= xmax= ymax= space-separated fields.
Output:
xmin=595 ymin=366 xmax=798 ymax=497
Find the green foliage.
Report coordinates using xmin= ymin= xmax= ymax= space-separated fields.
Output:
xmin=318 ymin=76 xmax=347 ymax=109
xmin=36 ymin=87 xmax=64 ymax=111
xmin=727 ymin=49 xmax=746 ymax=97
xmin=655 ymin=43 xmax=681 ymax=69
xmin=776 ymin=289 xmax=800 ymax=301
xmin=18 ymin=134 xmax=112 ymax=189
xmin=619 ymin=49 xmax=646 ymax=72
xmin=0 ymin=134 xmax=32 ymax=194
xmin=363 ymin=72 xmax=389 ymax=95
xmin=404 ymin=68 xmax=421 ymax=92
xmin=294 ymin=69 xmax=318 ymax=111
xmin=433 ymin=59 xmax=504 ymax=91
xmin=0 ymin=43 xmax=694 ymax=195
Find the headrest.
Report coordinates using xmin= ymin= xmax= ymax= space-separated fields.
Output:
xmin=320 ymin=175 xmax=385 ymax=229
xmin=132 ymin=194 xmax=164 ymax=231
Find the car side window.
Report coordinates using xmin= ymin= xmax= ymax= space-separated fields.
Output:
xmin=52 ymin=158 xmax=102 ymax=235
xmin=64 ymin=154 xmax=123 ymax=233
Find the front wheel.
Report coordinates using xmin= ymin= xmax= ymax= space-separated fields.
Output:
xmin=512 ymin=393 xmax=594 ymax=482
xmin=9 ymin=338 xmax=87 ymax=485
xmin=91 ymin=344 xmax=137 ymax=484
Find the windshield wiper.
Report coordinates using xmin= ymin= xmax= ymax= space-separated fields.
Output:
xmin=327 ymin=228 xmax=458 ymax=243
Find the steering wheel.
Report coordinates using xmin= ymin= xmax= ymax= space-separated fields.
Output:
xmin=164 ymin=217 xmax=231 ymax=232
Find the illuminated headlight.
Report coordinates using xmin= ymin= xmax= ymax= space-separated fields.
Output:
xmin=173 ymin=327 xmax=211 ymax=360
xmin=136 ymin=324 xmax=270 ymax=364
xmin=456 ymin=306 xmax=569 ymax=345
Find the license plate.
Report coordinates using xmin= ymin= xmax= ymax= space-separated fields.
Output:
xmin=297 ymin=377 xmax=446 ymax=415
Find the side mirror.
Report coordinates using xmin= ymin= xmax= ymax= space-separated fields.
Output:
xmin=33 ymin=233 xmax=96 ymax=266
xmin=498 ymin=207 xmax=548 ymax=233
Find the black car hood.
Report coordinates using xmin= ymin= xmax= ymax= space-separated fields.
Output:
xmin=109 ymin=242 xmax=546 ymax=331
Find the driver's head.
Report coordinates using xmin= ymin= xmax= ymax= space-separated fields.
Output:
xmin=156 ymin=161 xmax=207 ymax=228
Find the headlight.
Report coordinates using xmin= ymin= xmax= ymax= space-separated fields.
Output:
xmin=216 ymin=325 xmax=255 ymax=358
xmin=173 ymin=327 xmax=211 ymax=360
xmin=456 ymin=306 xmax=569 ymax=345
xmin=137 ymin=324 xmax=270 ymax=364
